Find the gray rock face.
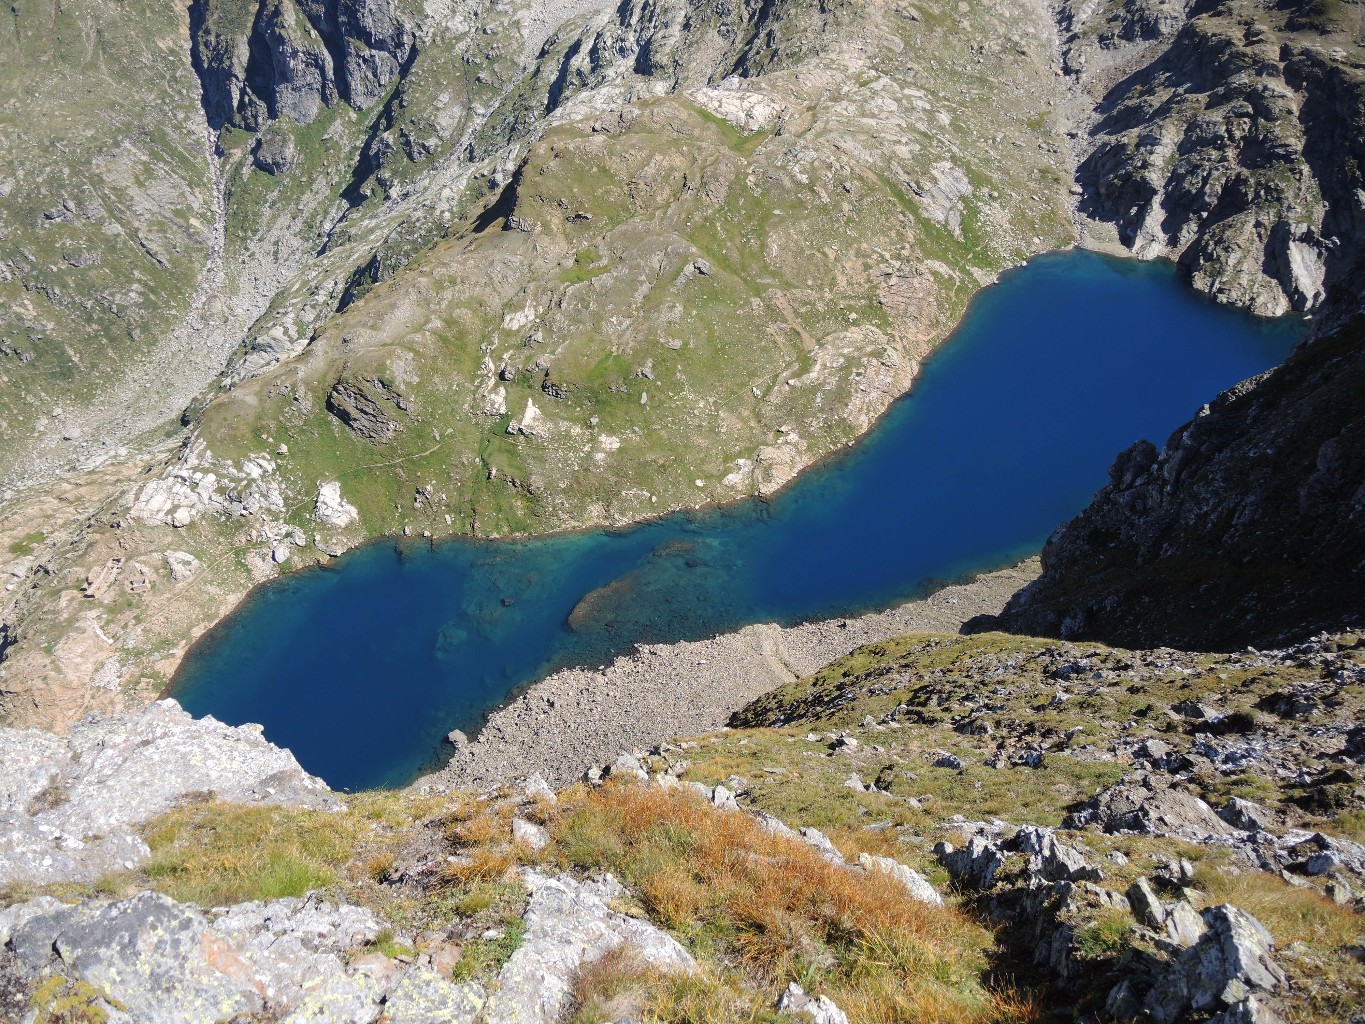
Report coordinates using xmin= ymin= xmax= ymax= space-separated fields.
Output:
xmin=1145 ymin=904 xmax=1287 ymax=1024
xmin=1010 ymin=826 xmax=1104 ymax=884
xmin=856 ymin=852 xmax=944 ymax=907
xmin=1206 ymin=995 xmax=1288 ymax=1024
xmin=6 ymin=892 xmax=385 ymax=1023
xmin=1062 ymin=777 xmax=1235 ymax=841
xmin=776 ymin=981 xmax=850 ymax=1024
xmin=1 ymin=890 xmax=487 ymax=1024
xmin=1127 ymin=877 xmax=1207 ymax=948
xmin=193 ymin=0 xmax=414 ymax=130
xmin=482 ymin=870 xmax=695 ymax=1024
xmin=383 ymin=968 xmax=485 ymax=1024
xmin=1220 ymin=797 xmax=1275 ymax=834
xmin=979 ymin=299 xmax=1365 ymax=652
xmin=934 ymin=834 xmax=1006 ymax=890
xmin=1068 ymin=5 xmax=1364 ymax=316
xmin=326 ymin=377 xmax=406 ymax=444
xmin=798 ymin=826 xmax=846 ymax=865
xmin=0 ymin=699 xmax=339 ymax=887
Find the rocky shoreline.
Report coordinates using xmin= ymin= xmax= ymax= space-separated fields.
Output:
xmin=421 ymin=559 xmax=1040 ymax=791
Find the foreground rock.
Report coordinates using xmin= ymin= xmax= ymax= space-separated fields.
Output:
xmin=484 ymin=871 xmax=695 ymax=1024
xmin=0 ymin=891 xmax=487 ymax=1024
xmin=0 ymin=699 xmax=338 ymax=887
xmin=935 ymin=820 xmax=1291 ymax=1022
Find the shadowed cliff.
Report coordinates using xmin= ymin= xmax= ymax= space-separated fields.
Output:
xmin=973 ymin=269 xmax=1365 ymax=651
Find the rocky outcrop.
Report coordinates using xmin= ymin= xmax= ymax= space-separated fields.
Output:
xmin=315 ymin=480 xmax=360 ymax=528
xmin=1145 ymin=904 xmax=1287 ymax=1024
xmin=0 ymin=699 xmax=338 ymax=888
xmin=0 ymin=890 xmax=488 ymax=1024
xmin=977 ymin=290 xmax=1365 ymax=651
xmin=483 ymin=870 xmax=695 ymax=1024
xmin=934 ymin=819 xmax=1292 ymax=1021
xmin=326 ymin=376 xmax=407 ymax=444
xmin=856 ymin=852 xmax=944 ymax=906
xmin=1063 ymin=776 xmax=1235 ymax=842
xmin=192 ymin=0 xmax=415 ymax=130
xmin=1064 ymin=0 xmax=1365 ymax=315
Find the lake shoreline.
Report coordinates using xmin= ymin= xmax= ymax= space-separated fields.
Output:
xmin=415 ymin=558 xmax=1041 ymax=792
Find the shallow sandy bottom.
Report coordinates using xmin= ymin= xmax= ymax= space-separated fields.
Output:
xmin=421 ymin=558 xmax=1040 ymax=790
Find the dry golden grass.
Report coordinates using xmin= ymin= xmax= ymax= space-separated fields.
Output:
xmin=553 ymin=783 xmax=1039 ymax=1024
xmin=1194 ymin=864 xmax=1362 ymax=952
xmin=439 ymin=846 xmax=518 ymax=886
xmin=443 ymin=801 xmax=510 ymax=845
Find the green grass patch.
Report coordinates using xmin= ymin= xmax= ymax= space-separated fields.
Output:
xmin=7 ymin=531 xmax=45 ymax=556
xmin=451 ymin=916 xmax=526 ymax=981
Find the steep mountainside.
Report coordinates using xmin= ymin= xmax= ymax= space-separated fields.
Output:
xmin=977 ymin=270 xmax=1365 ymax=650
xmin=1063 ymin=0 xmax=1365 ymax=315
xmin=0 ymin=0 xmax=1361 ymax=729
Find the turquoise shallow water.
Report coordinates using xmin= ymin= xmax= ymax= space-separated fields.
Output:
xmin=172 ymin=251 xmax=1303 ymax=790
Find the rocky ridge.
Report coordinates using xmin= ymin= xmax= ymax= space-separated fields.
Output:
xmin=977 ymin=269 xmax=1365 ymax=651
xmin=1062 ymin=0 xmax=1365 ymax=315
xmin=0 ymin=698 xmax=339 ymax=889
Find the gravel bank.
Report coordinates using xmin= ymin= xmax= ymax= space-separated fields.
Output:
xmin=420 ymin=559 xmax=1040 ymax=790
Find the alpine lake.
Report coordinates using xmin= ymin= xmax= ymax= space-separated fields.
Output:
xmin=172 ymin=251 xmax=1304 ymax=790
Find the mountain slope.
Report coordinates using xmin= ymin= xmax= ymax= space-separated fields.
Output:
xmin=0 ymin=0 xmax=1361 ymax=729
xmin=976 ymin=270 xmax=1365 ymax=650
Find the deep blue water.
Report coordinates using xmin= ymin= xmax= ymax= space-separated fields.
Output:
xmin=173 ymin=251 xmax=1302 ymax=790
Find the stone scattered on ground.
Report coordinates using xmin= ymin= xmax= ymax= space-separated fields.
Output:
xmin=776 ymin=981 xmax=850 ymax=1024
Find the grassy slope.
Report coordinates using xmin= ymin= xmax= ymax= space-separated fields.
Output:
xmin=0 ymin=0 xmax=213 ymax=471
xmin=12 ymin=631 xmax=1361 ymax=1021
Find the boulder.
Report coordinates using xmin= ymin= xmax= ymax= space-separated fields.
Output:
xmin=1010 ymin=826 xmax=1103 ymax=884
xmin=776 ymin=981 xmax=850 ymax=1024
xmin=1145 ymin=905 xmax=1286 ymax=1024
xmin=604 ymin=753 xmax=648 ymax=782
xmin=1062 ymin=776 xmax=1233 ymax=841
xmin=750 ymin=810 xmax=800 ymax=842
xmin=315 ymin=481 xmax=359 ymax=528
xmin=1220 ymin=797 xmax=1275 ymax=833
xmin=934 ymin=835 xmax=1006 ymax=890
xmin=482 ymin=871 xmax=694 ymax=1024
xmin=1127 ymin=877 xmax=1207 ymax=948
xmin=1206 ymin=995 xmax=1288 ymax=1024
xmin=856 ymin=852 xmax=944 ymax=906
xmin=797 ymin=827 xmax=845 ymax=865
xmin=382 ymin=968 xmax=485 ymax=1024
xmin=511 ymin=817 xmax=551 ymax=852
